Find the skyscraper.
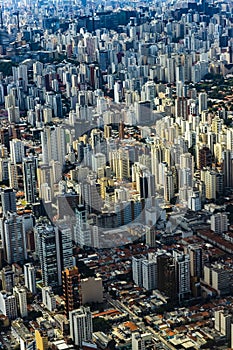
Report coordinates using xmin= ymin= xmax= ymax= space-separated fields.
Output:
xmin=56 ymin=222 xmax=74 ymax=285
xmin=24 ymin=263 xmax=36 ymax=294
xmin=35 ymin=221 xmax=59 ymax=287
xmin=41 ymin=125 xmax=66 ymax=165
xmin=69 ymin=307 xmax=93 ymax=347
xmin=0 ymin=291 xmax=18 ymax=319
xmin=0 ymin=188 xmax=17 ymax=214
xmin=173 ymin=250 xmax=191 ymax=302
xmin=13 ymin=286 xmax=28 ymax=318
xmin=157 ymin=254 xmax=177 ymax=301
xmin=132 ymin=255 xmax=145 ymax=287
xmin=1 ymin=266 xmax=15 ymax=293
xmin=0 ymin=212 xmax=27 ymax=264
xmin=22 ymin=156 xmax=37 ymax=204
xmin=62 ymin=266 xmax=80 ymax=317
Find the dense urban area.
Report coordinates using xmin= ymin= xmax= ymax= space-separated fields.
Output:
xmin=1 ymin=0 xmax=233 ymax=349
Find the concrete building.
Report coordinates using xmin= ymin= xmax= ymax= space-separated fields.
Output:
xmin=69 ymin=307 xmax=93 ymax=347
xmin=42 ymin=286 xmax=56 ymax=312
xmin=13 ymin=286 xmax=28 ymax=318
xmin=0 ymin=290 xmax=18 ymax=319
xmin=80 ymin=277 xmax=103 ymax=305
xmin=24 ymin=263 xmax=36 ymax=294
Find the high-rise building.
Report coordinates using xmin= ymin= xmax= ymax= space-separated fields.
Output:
xmin=8 ymin=163 xmax=18 ymax=190
xmin=41 ymin=125 xmax=66 ymax=165
xmin=62 ymin=266 xmax=80 ymax=316
xmin=211 ymin=212 xmax=228 ymax=234
xmin=22 ymin=156 xmax=37 ymax=204
xmin=1 ymin=266 xmax=15 ymax=292
xmin=69 ymin=307 xmax=93 ymax=347
xmin=157 ymin=254 xmax=177 ymax=301
xmin=0 ymin=212 xmax=27 ymax=264
xmin=198 ymin=92 xmax=208 ymax=114
xmin=0 ymin=290 xmax=18 ymax=319
xmin=135 ymin=101 xmax=151 ymax=124
xmin=132 ymin=255 xmax=145 ymax=287
xmin=35 ymin=330 xmax=48 ymax=350
xmin=34 ymin=221 xmax=58 ymax=287
xmin=24 ymin=263 xmax=36 ymax=294
xmin=13 ymin=286 xmax=28 ymax=318
xmin=42 ymin=286 xmax=56 ymax=312
xmin=145 ymin=226 xmax=157 ymax=247
xmin=173 ymin=250 xmax=191 ymax=301
xmin=0 ymin=188 xmax=16 ymax=214
xmin=56 ymin=222 xmax=73 ymax=285
xmin=223 ymin=150 xmax=233 ymax=188
xmin=142 ymin=256 xmax=157 ymax=291
xmin=10 ymin=139 xmax=25 ymax=164
xmin=81 ymin=180 xmax=102 ymax=214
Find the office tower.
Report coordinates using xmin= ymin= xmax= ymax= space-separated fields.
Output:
xmin=0 ymin=212 xmax=27 ymax=264
xmin=173 ymin=250 xmax=191 ymax=301
xmin=42 ymin=286 xmax=56 ymax=312
xmin=198 ymin=92 xmax=208 ymax=114
xmin=211 ymin=212 xmax=228 ymax=234
xmin=24 ymin=263 xmax=36 ymax=294
xmin=22 ymin=156 xmax=37 ymax=204
xmin=132 ymin=255 xmax=145 ymax=287
xmin=0 ymin=290 xmax=18 ymax=319
xmin=13 ymin=286 xmax=28 ymax=318
xmin=69 ymin=307 xmax=93 ymax=347
xmin=35 ymin=221 xmax=58 ymax=287
xmin=0 ymin=188 xmax=16 ymax=214
xmin=41 ymin=125 xmax=66 ymax=165
xmin=1 ymin=266 xmax=15 ymax=292
xmin=10 ymin=139 xmax=25 ymax=164
xmin=142 ymin=256 xmax=157 ymax=291
xmin=157 ymin=254 xmax=177 ymax=301
xmin=62 ymin=266 xmax=80 ymax=316
xmin=56 ymin=223 xmax=73 ymax=285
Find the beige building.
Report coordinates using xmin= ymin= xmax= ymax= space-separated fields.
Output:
xmin=80 ymin=277 xmax=103 ymax=305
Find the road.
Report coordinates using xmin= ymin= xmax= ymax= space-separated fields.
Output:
xmin=105 ymin=293 xmax=176 ymax=350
